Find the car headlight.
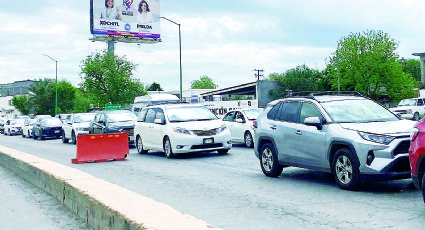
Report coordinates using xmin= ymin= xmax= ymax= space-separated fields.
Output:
xmin=410 ymin=128 xmax=420 ymax=141
xmin=358 ymin=131 xmax=395 ymax=145
xmin=75 ymin=127 xmax=84 ymax=131
xmin=406 ymin=109 xmax=412 ymax=114
xmin=172 ymin=127 xmax=192 ymax=135
xmin=217 ymin=125 xmax=227 ymax=134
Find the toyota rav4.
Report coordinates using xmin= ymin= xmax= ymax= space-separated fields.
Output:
xmin=254 ymin=92 xmax=415 ymax=190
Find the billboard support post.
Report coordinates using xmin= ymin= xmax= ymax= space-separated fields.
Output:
xmin=107 ymin=39 xmax=115 ymax=55
xmin=159 ymin=17 xmax=182 ymax=101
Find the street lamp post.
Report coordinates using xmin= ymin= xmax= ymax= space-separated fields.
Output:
xmin=43 ymin=54 xmax=58 ymax=116
xmin=159 ymin=16 xmax=182 ymax=101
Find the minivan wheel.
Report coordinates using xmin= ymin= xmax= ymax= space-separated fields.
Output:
xmin=136 ymin=136 xmax=148 ymax=154
xmin=163 ymin=137 xmax=174 ymax=158
xmin=332 ymin=148 xmax=360 ymax=190
xmin=244 ymin=131 xmax=253 ymax=148
xmin=71 ymin=131 xmax=77 ymax=145
xmin=260 ymin=142 xmax=283 ymax=177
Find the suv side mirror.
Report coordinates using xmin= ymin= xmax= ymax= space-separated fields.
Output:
xmin=304 ymin=117 xmax=323 ymax=130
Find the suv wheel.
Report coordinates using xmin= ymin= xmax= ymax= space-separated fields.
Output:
xmin=62 ymin=130 xmax=69 ymax=143
xmin=422 ymin=174 xmax=425 ymax=204
xmin=414 ymin=112 xmax=420 ymax=121
xmin=163 ymin=137 xmax=174 ymax=158
xmin=136 ymin=135 xmax=148 ymax=154
xmin=260 ymin=142 xmax=283 ymax=177
xmin=244 ymin=131 xmax=253 ymax=148
xmin=332 ymin=148 xmax=360 ymax=190
xmin=71 ymin=131 xmax=77 ymax=145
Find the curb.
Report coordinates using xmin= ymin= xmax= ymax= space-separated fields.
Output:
xmin=0 ymin=145 xmax=222 ymax=230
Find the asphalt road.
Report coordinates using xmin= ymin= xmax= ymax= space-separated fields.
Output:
xmin=0 ymin=133 xmax=424 ymax=230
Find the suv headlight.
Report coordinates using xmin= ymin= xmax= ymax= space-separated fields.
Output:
xmin=358 ymin=131 xmax=395 ymax=145
xmin=217 ymin=125 xmax=227 ymax=134
xmin=406 ymin=109 xmax=413 ymax=114
xmin=172 ymin=127 xmax=192 ymax=135
xmin=108 ymin=125 xmax=123 ymax=133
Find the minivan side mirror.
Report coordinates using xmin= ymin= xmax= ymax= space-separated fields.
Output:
xmin=304 ymin=116 xmax=323 ymax=130
xmin=154 ymin=118 xmax=165 ymax=125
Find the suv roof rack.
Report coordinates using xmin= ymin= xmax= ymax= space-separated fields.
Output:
xmin=286 ymin=91 xmax=363 ymax=99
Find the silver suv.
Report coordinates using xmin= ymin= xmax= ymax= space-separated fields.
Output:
xmin=254 ymin=93 xmax=415 ymax=190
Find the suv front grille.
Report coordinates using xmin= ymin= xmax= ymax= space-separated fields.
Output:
xmin=192 ymin=128 xmax=218 ymax=136
xmin=392 ymin=140 xmax=410 ymax=157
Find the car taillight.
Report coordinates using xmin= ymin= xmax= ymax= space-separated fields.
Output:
xmin=253 ymin=120 xmax=257 ymax=129
xmin=410 ymin=128 xmax=420 ymax=141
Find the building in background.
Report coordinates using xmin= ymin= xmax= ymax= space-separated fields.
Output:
xmin=0 ymin=80 xmax=37 ymax=116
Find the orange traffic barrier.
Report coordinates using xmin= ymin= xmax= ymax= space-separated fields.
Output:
xmin=72 ymin=133 xmax=129 ymax=164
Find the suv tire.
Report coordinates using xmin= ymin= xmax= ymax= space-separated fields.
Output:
xmin=414 ymin=112 xmax=420 ymax=121
xmin=62 ymin=130 xmax=69 ymax=143
xmin=260 ymin=142 xmax=283 ymax=177
xmin=332 ymin=148 xmax=360 ymax=190
xmin=422 ymin=174 xmax=425 ymax=204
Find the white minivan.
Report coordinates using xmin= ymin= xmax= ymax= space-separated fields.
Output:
xmin=132 ymin=94 xmax=180 ymax=114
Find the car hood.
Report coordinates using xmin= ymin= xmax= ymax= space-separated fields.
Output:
xmin=107 ymin=121 xmax=135 ymax=128
xmin=170 ymin=119 xmax=224 ymax=130
xmin=339 ymin=120 xmax=416 ymax=136
xmin=73 ymin=122 xmax=91 ymax=128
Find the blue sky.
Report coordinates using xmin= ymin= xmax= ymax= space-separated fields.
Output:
xmin=1 ymin=0 xmax=424 ymax=91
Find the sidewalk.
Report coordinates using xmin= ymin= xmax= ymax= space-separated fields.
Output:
xmin=0 ymin=165 xmax=92 ymax=230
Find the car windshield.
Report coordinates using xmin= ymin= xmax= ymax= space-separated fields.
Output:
xmin=244 ymin=109 xmax=263 ymax=120
xmin=43 ymin=118 xmax=62 ymax=126
xmin=167 ymin=106 xmax=217 ymax=122
xmin=321 ymin=99 xmax=399 ymax=123
xmin=398 ymin=99 xmax=416 ymax=106
xmin=10 ymin=119 xmax=25 ymax=125
xmin=107 ymin=112 xmax=137 ymax=122
xmin=74 ymin=114 xmax=95 ymax=123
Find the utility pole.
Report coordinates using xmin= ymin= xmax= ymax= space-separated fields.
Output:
xmin=253 ymin=69 xmax=264 ymax=80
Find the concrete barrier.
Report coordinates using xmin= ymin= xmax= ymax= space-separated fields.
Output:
xmin=0 ymin=145 xmax=222 ymax=230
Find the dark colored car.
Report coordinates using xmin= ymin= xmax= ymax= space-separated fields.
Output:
xmin=89 ymin=110 xmax=137 ymax=144
xmin=409 ymin=119 xmax=425 ymax=202
xmin=33 ymin=117 xmax=63 ymax=140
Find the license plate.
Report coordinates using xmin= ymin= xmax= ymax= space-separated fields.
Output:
xmin=55 ymin=130 xmax=60 ymax=133
xmin=203 ymin=138 xmax=214 ymax=144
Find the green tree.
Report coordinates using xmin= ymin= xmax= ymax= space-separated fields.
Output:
xmin=11 ymin=95 xmax=30 ymax=115
xmin=191 ymin=75 xmax=217 ymax=89
xmin=400 ymin=58 xmax=421 ymax=83
xmin=325 ymin=30 xmax=416 ymax=102
xmin=268 ymin=65 xmax=330 ymax=99
xmin=146 ymin=82 xmax=163 ymax=91
xmin=80 ymin=51 xmax=146 ymax=108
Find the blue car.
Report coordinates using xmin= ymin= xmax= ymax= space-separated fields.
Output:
xmin=33 ymin=117 xmax=63 ymax=140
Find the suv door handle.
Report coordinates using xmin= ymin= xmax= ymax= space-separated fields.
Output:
xmin=294 ymin=130 xmax=302 ymax=135
xmin=270 ymin=125 xmax=277 ymax=130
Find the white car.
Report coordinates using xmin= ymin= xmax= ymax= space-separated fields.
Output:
xmin=21 ymin=119 xmax=35 ymax=138
xmin=4 ymin=118 xmax=26 ymax=136
xmin=61 ymin=113 xmax=96 ymax=144
xmin=390 ymin=98 xmax=425 ymax=121
xmin=134 ymin=104 xmax=232 ymax=158
xmin=222 ymin=108 xmax=263 ymax=148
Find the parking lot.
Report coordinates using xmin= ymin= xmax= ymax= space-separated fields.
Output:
xmin=0 ymin=133 xmax=423 ymax=230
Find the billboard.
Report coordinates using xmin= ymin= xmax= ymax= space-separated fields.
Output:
xmin=90 ymin=0 xmax=160 ymax=40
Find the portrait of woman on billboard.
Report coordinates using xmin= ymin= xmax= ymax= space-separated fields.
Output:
xmin=100 ymin=0 xmax=121 ymax=20
xmin=137 ymin=0 xmax=153 ymax=24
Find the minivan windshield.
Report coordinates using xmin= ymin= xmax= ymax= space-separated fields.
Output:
xmin=107 ymin=112 xmax=137 ymax=122
xmin=167 ymin=106 xmax=217 ymax=122
xmin=321 ymin=99 xmax=399 ymax=123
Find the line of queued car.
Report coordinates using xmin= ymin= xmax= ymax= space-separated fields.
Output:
xmin=3 ymin=93 xmax=425 ymax=203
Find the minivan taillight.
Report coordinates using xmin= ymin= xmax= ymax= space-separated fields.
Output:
xmin=253 ymin=120 xmax=257 ymax=129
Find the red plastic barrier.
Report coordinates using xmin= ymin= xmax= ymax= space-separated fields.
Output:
xmin=72 ymin=133 xmax=129 ymax=164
